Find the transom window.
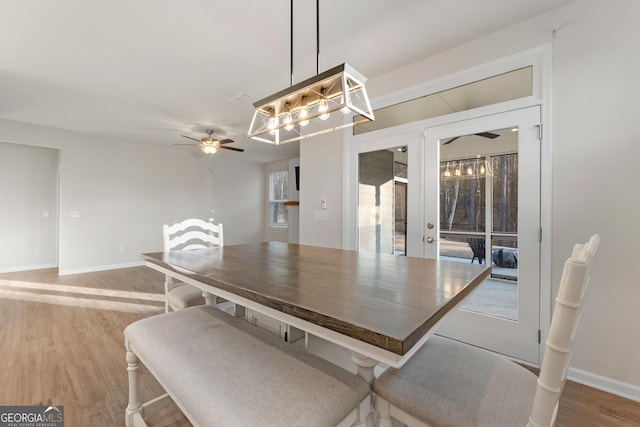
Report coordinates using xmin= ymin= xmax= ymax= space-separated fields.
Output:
xmin=354 ymin=67 xmax=533 ymax=135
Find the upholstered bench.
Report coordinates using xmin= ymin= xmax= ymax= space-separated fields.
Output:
xmin=124 ymin=305 xmax=371 ymax=427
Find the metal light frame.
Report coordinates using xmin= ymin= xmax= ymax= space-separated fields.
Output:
xmin=248 ymin=63 xmax=374 ymax=145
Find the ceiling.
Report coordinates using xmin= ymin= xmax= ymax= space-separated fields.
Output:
xmin=0 ymin=0 xmax=572 ymax=163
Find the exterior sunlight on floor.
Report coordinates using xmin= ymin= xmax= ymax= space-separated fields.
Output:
xmin=0 ymin=279 xmax=164 ymax=313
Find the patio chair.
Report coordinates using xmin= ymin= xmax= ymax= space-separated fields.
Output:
xmin=467 ymin=237 xmax=485 ymax=264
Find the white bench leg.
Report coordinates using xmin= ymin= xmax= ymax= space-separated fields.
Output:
xmin=125 ymin=343 xmax=144 ymax=427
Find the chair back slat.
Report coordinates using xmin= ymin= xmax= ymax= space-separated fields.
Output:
xmin=527 ymin=234 xmax=600 ymax=427
xmin=162 ymin=218 xmax=224 ymax=252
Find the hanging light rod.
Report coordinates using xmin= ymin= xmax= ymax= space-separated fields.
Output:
xmin=247 ymin=0 xmax=374 ymax=145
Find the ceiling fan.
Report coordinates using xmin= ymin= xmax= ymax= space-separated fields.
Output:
xmin=443 ymin=131 xmax=499 ymax=145
xmin=176 ymin=129 xmax=245 ymax=154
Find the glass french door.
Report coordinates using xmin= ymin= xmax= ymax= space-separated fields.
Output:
xmin=348 ymin=129 xmax=423 ymax=257
xmin=424 ymin=107 xmax=541 ymax=364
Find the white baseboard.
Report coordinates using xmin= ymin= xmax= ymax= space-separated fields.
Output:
xmin=0 ymin=263 xmax=57 ymax=273
xmin=58 ymin=261 xmax=145 ymax=276
xmin=568 ymin=367 xmax=640 ymax=403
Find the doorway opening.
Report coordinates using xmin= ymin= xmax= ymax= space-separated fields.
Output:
xmin=0 ymin=142 xmax=59 ymax=272
xmin=358 ymin=145 xmax=408 ymax=256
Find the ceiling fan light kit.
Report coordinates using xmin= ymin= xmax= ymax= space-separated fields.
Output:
xmin=247 ymin=0 xmax=374 ymax=145
xmin=177 ymin=129 xmax=244 ymax=155
xmin=200 ymin=144 xmax=218 ymax=155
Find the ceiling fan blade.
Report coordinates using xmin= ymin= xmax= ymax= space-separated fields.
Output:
xmin=218 ymin=139 xmax=234 ymax=144
xmin=476 ymin=131 xmax=499 ymax=139
xmin=220 ymin=146 xmax=245 ymax=152
xmin=443 ymin=131 xmax=499 ymax=145
xmin=180 ymin=135 xmax=202 ymax=143
xmin=174 ymin=143 xmax=201 ymax=146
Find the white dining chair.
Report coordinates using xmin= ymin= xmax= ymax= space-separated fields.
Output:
xmin=374 ymin=234 xmax=600 ymax=427
xmin=162 ymin=218 xmax=225 ymax=312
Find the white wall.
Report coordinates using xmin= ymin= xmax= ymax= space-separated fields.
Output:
xmin=0 ymin=142 xmax=58 ymax=271
xmin=299 ymin=132 xmax=344 ymax=248
xmin=299 ymin=0 xmax=640 ymax=398
xmin=0 ymin=118 xmax=264 ymax=274
xmin=549 ymin=0 xmax=640 ymax=393
xmin=206 ymin=156 xmax=265 ymax=247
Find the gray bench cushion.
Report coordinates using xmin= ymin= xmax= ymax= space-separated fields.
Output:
xmin=125 ymin=305 xmax=370 ymax=427
xmin=373 ymin=335 xmax=537 ymax=427
xmin=167 ymin=284 xmax=205 ymax=309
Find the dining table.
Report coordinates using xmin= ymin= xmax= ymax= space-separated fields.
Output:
xmin=142 ymin=241 xmax=491 ymax=385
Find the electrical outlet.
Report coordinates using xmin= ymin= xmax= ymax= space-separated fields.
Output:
xmin=313 ymin=210 xmax=327 ymax=221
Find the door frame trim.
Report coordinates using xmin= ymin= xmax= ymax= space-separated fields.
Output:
xmin=344 ymin=44 xmax=553 ymax=365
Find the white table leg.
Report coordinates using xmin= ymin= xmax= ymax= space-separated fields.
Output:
xmin=202 ymin=291 xmax=216 ymax=306
xmin=351 ymin=352 xmax=378 ymax=385
xmin=351 ymin=352 xmax=378 ymax=427
xmin=163 ymin=275 xmax=174 ymax=313
xmin=375 ymin=395 xmax=393 ymax=427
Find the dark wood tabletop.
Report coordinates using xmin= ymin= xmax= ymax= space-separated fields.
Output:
xmin=143 ymin=241 xmax=490 ymax=356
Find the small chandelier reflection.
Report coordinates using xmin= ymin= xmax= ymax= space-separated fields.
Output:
xmin=442 ymin=157 xmax=493 ymax=180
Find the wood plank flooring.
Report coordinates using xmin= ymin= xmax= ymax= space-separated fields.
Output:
xmin=1 ymin=266 xmax=639 ymax=426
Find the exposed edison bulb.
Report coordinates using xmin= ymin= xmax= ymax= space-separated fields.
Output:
xmin=319 ymin=88 xmax=330 ymax=121
xmin=268 ymin=109 xmax=279 ymax=129
xmin=299 ymin=95 xmax=309 ymax=127
xmin=444 ymin=169 xmax=451 ymax=177
xmin=467 ymin=165 xmax=473 ymax=175
xmin=283 ymin=103 xmax=294 ymax=131
xmin=284 ymin=112 xmax=294 ymax=131
xmin=319 ymin=100 xmax=330 ymax=120
xmin=455 ymin=167 xmax=461 ymax=176
xmin=480 ymin=165 xmax=486 ymax=174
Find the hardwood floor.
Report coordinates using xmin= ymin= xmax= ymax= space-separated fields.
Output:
xmin=1 ymin=266 xmax=639 ymax=426
xmin=0 ymin=267 xmax=189 ymax=426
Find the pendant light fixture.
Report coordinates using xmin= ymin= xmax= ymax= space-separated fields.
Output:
xmin=248 ymin=0 xmax=374 ymax=145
